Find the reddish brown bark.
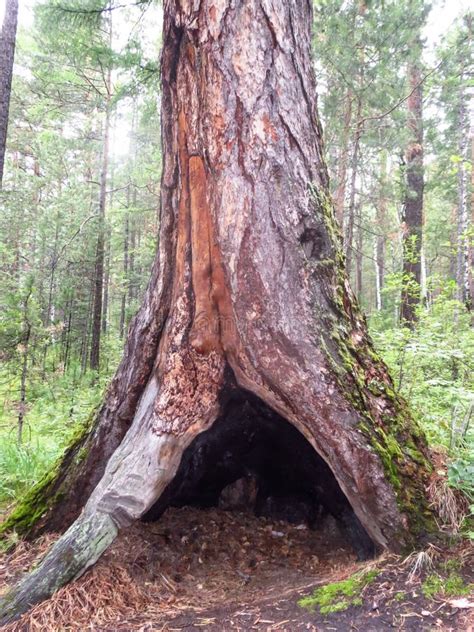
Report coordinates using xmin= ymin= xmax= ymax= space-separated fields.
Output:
xmin=0 ymin=1 xmax=436 ymax=622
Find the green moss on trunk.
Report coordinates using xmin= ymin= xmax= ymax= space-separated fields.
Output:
xmin=0 ymin=408 xmax=97 ymax=541
xmin=310 ymin=184 xmax=437 ymax=545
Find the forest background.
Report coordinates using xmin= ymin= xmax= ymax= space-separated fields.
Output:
xmin=0 ymin=0 xmax=472 ymax=535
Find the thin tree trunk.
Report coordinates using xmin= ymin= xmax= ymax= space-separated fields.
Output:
xmin=81 ymin=282 xmax=94 ymax=375
xmin=375 ymin=150 xmax=387 ymax=311
xmin=469 ymin=127 xmax=474 ymax=314
xmin=465 ymin=13 xmax=473 ymax=315
xmin=334 ymin=90 xmax=353 ymax=227
xmin=355 ymin=201 xmax=363 ymax=300
xmin=90 ymin=68 xmax=112 ymax=370
xmin=400 ymin=42 xmax=424 ymax=326
xmin=63 ymin=296 xmax=73 ymax=372
xmin=128 ymin=213 xmax=136 ymax=302
xmin=102 ymin=228 xmax=111 ymax=335
xmin=345 ymin=97 xmax=362 ymax=273
xmin=0 ymin=0 xmax=19 ymax=187
xmin=455 ymin=69 xmax=471 ymax=310
xmin=119 ymin=207 xmax=130 ymax=339
xmin=18 ymin=288 xmax=32 ymax=444
xmin=0 ymin=2 xmax=436 ymax=622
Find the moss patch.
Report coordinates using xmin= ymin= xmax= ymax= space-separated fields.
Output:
xmin=0 ymin=407 xmax=98 ymax=542
xmin=422 ymin=572 xmax=473 ymax=599
xmin=298 ymin=569 xmax=379 ymax=615
xmin=308 ymin=182 xmax=436 ymax=545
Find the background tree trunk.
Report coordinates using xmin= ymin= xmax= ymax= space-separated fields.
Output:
xmin=375 ymin=150 xmax=387 ymax=311
xmin=90 ymin=81 xmax=111 ymax=370
xmin=334 ymin=90 xmax=353 ymax=227
xmin=344 ymin=98 xmax=362 ymax=272
xmin=400 ymin=43 xmax=424 ymax=325
xmin=0 ymin=0 xmax=19 ymax=187
xmin=455 ymin=66 xmax=471 ymax=311
xmin=0 ymin=0 xmax=436 ymax=622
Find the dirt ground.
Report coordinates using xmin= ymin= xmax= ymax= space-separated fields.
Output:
xmin=0 ymin=506 xmax=473 ymax=631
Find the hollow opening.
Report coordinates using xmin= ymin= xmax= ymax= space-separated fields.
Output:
xmin=143 ymin=385 xmax=375 ymax=561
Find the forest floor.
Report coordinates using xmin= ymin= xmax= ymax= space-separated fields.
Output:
xmin=0 ymin=506 xmax=473 ymax=631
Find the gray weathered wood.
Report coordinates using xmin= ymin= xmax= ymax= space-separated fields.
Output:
xmin=0 ymin=0 xmax=436 ymax=623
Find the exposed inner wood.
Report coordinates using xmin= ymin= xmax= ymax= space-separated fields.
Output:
xmin=0 ymin=0 xmax=435 ymax=623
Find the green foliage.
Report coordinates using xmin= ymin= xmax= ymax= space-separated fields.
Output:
xmin=0 ymin=440 xmax=56 ymax=503
xmin=0 ymin=364 xmax=106 ymax=507
xmin=448 ymin=459 xmax=474 ymax=504
xmin=298 ymin=570 xmax=379 ymax=614
xmin=371 ymin=290 xmax=473 ymax=428
xmin=422 ymin=572 xmax=473 ymax=599
xmin=0 ymin=0 xmax=160 ymax=513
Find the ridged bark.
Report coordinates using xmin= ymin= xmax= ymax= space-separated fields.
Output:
xmin=1 ymin=0 xmax=436 ymax=623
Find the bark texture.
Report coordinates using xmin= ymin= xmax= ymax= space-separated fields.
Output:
xmin=0 ymin=0 xmax=19 ymax=187
xmin=90 ymin=24 xmax=112 ymax=371
xmin=400 ymin=53 xmax=424 ymax=325
xmin=0 ymin=0 xmax=436 ymax=622
xmin=374 ymin=150 xmax=387 ymax=311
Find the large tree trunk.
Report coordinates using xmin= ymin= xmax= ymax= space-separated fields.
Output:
xmin=0 ymin=0 xmax=435 ymax=623
xmin=400 ymin=46 xmax=424 ymax=326
xmin=0 ymin=0 xmax=19 ymax=187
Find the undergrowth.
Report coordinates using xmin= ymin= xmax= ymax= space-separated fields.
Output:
xmin=421 ymin=571 xmax=473 ymax=599
xmin=371 ymin=289 xmax=474 ymax=534
xmin=298 ymin=570 xmax=379 ymax=614
xmin=0 ymin=356 xmax=113 ymax=510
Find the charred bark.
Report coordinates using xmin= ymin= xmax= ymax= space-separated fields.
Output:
xmin=0 ymin=0 xmax=436 ymax=623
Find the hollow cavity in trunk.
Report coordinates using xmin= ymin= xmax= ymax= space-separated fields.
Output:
xmin=143 ymin=386 xmax=376 ymax=561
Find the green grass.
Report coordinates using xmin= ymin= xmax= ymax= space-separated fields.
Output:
xmin=0 ymin=360 xmax=108 ymax=509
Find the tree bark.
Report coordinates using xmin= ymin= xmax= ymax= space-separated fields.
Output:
xmin=455 ymin=65 xmax=472 ymax=311
xmin=17 ymin=288 xmax=32 ymax=445
xmin=355 ymin=201 xmax=363 ymax=300
xmin=400 ymin=47 xmax=424 ymax=326
xmin=0 ymin=0 xmax=18 ymax=187
xmin=0 ymin=1 xmax=436 ymax=623
xmin=334 ymin=90 xmax=353 ymax=227
xmin=90 ymin=49 xmax=112 ymax=370
xmin=102 ymin=228 xmax=111 ymax=335
xmin=375 ymin=150 xmax=387 ymax=311
xmin=344 ymin=97 xmax=362 ymax=273
xmin=119 ymin=207 xmax=130 ymax=339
